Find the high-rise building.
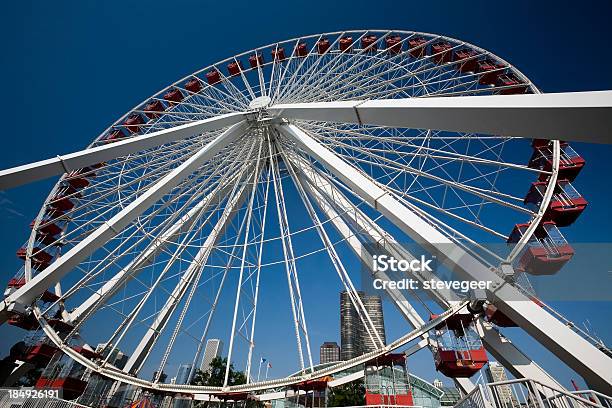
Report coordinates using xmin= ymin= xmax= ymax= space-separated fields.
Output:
xmin=200 ymin=339 xmax=223 ymax=372
xmin=175 ymin=364 xmax=193 ymax=385
xmin=320 ymin=342 xmax=340 ymax=364
xmin=340 ymin=291 xmax=386 ymax=360
xmin=486 ymin=362 xmax=517 ymax=405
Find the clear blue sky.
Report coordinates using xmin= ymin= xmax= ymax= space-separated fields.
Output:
xmin=1 ymin=0 xmax=611 ymax=389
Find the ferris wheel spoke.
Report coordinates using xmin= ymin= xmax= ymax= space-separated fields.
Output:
xmin=282 ymin=144 xmax=384 ymax=349
xmin=268 ymin=136 xmax=314 ymax=373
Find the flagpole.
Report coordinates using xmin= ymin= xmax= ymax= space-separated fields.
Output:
xmin=257 ymin=358 xmax=263 ymax=382
xmin=265 ymin=363 xmax=270 ymax=380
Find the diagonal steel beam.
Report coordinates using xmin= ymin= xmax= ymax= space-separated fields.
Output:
xmin=277 ymin=122 xmax=612 ymax=394
xmin=0 ymin=121 xmax=249 ymax=322
xmin=269 ymin=91 xmax=612 ymax=144
xmin=0 ymin=112 xmax=245 ymax=190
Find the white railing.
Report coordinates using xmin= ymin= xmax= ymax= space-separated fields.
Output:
xmin=454 ymin=379 xmax=612 ymax=408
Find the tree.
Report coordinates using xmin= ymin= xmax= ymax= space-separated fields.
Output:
xmin=190 ymin=357 xmax=247 ymax=387
xmin=326 ymin=379 xmax=365 ymax=407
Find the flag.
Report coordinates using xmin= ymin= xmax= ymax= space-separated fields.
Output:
xmin=267 ymin=362 xmax=272 ymax=368
xmin=260 ymin=357 xmax=266 ymax=363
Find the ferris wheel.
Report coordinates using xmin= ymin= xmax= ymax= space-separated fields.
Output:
xmin=1 ymin=29 xmax=611 ymax=398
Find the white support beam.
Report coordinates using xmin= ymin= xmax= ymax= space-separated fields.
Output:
xmin=0 ymin=112 xmax=245 ymax=190
xmin=123 ymin=180 xmax=249 ymax=375
xmin=278 ymin=123 xmax=612 ymax=394
xmin=0 ymin=121 xmax=249 ymax=322
xmin=269 ymin=91 xmax=612 ymax=144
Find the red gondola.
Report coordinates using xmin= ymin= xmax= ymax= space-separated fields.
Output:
xmin=496 ymin=73 xmax=528 ymax=94
xmin=227 ymin=61 xmax=243 ymax=76
xmin=429 ymin=314 xmax=488 ymax=378
xmin=205 ymin=71 xmax=220 ymax=86
xmin=35 ymin=347 xmax=97 ymax=400
xmin=430 ymin=42 xmax=452 ymax=64
xmin=31 ymin=220 xmax=62 ymax=237
xmin=295 ymin=42 xmax=308 ymax=57
xmin=385 ymin=35 xmax=402 ymax=54
xmin=454 ymin=49 xmax=479 ymax=72
xmin=361 ymin=35 xmax=378 ymax=52
xmin=25 ymin=342 xmax=59 ymax=365
xmin=524 ymin=180 xmax=587 ymax=226
xmin=339 ymin=36 xmax=353 ymax=53
xmin=408 ymin=37 xmax=427 ymax=58
xmin=17 ymin=247 xmax=53 ymax=271
xmin=65 ymin=170 xmax=91 ymax=189
xmin=6 ymin=277 xmax=59 ymax=302
xmin=248 ymin=53 xmax=264 ymax=68
xmin=317 ymin=38 xmax=330 ymax=54
xmin=477 ymin=59 xmax=505 ymax=85
xmin=185 ymin=78 xmax=203 ymax=92
xmin=49 ymin=195 xmax=74 ymax=212
xmin=143 ymin=100 xmax=165 ymax=119
xmin=528 ymin=143 xmax=586 ymax=181
xmin=365 ymin=354 xmax=413 ymax=406
xmin=484 ymin=304 xmax=517 ymax=327
xmin=8 ymin=313 xmax=39 ymax=330
xmin=123 ymin=114 xmax=144 ymax=134
xmin=271 ymin=47 xmax=286 ymax=61
xmin=105 ymin=128 xmax=125 ymax=143
xmin=163 ymin=88 xmax=184 ymax=104
xmin=507 ymin=222 xmax=574 ymax=275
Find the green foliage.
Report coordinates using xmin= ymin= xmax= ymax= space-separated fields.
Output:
xmin=190 ymin=357 xmax=247 ymax=387
xmin=326 ymin=379 xmax=365 ymax=407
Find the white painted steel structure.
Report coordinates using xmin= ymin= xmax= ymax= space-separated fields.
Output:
xmin=0 ymin=29 xmax=611 ymax=401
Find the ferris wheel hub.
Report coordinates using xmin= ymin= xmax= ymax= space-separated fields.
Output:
xmin=248 ymin=95 xmax=272 ymax=110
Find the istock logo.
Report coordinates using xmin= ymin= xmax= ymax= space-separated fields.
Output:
xmin=372 ymin=254 xmax=434 ymax=273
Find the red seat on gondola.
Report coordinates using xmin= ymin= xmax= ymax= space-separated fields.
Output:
xmin=507 ymin=222 xmax=574 ymax=275
xmin=249 ymin=53 xmax=264 ymax=68
xmin=430 ymin=42 xmax=453 ymax=64
xmin=65 ymin=170 xmax=91 ymax=189
xmin=295 ymin=42 xmax=308 ymax=57
xmin=163 ymin=88 xmax=184 ymax=104
xmin=205 ymin=71 xmax=220 ymax=86
xmin=385 ymin=35 xmax=402 ymax=54
xmin=524 ymin=180 xmax=587 ymax=226
xmin=317 ymin=38 xmax=331 ymax=54
xmin=271 ymin=47 xmax=286 ymax=61
xmin=123 ymin=114 xmax=144 ymax=134
xmin=484 ymin=304 xmax=517 ymax=327
xmin=227 ymin=61 xmax=243 ymax=76
xmin=528 ymin=143 xmax=585 ymax=181
xmin=361 ymin=35 xmax=378 ymax=52
xmin=429 ymin=314 xmax=488 ymax=378
xmin=496 ymin=73 xmax=528 ymax=94
xmin=454 ymin=49 xmax=479 ymax=72
xmin=339 ymin=36 xmax=353 ymax=53
xmin=144 ymin=100 xmax=165 ymax=119
xmin=408 ymin=37 xmax=427 ymax=58
xmin=477 ymin=59 xmax=505 ymax=85
xmin=105 ymin=128 xmax=125 ymax=143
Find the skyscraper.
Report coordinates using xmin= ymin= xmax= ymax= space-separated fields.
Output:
xmin=175 ymin=364 xmax=193 ymax=385
xmin=200 ymin=339 xmax=223 ymax=372
xmin=340 ymin=291 xmax=386 ymax=360
xmin=320 ymin=342 xmax=340 ymax=364
xmin=486 ymin=362 xmax=517 ymax=405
